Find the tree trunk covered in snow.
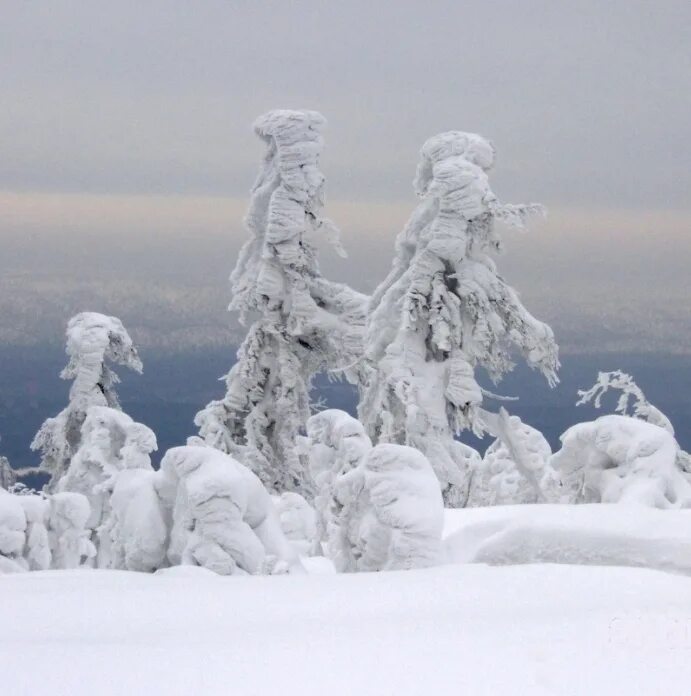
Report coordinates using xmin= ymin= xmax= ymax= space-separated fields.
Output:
xmin=196 ymin=110 xmax=366 ymax=496
xmin=360 ymin=131 xmax=559 ymax=506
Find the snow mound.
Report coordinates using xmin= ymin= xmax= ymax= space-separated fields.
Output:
xmin=444 ymin=503 xmax=691 ymax=576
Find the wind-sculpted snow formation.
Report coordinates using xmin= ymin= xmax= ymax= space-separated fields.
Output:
xmin=160 ymin=446 xmax=304 ymax=576
xmin=550 ymin=415 xmax=691 ymax=508
xmin=360 ymin=131 xmax=559 ymax=506
xmin=196 ymin=110 xmax=367 ymax=496
xmin=329 ymin=442 xmax=444 ymax=572
xmin=31 ymin=312 xmax=142 ymax=490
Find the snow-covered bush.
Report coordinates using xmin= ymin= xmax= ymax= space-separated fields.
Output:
xmin=160 ymin=446 xmax=304 ymax=576
xmin=0 ymin=488 xmax=27 ymax=572
xmin=467 ymin=410 xmax=562 ymax=506
xmin=58 ymin=406 xmax=161 ymax=569
xmin=303 ymin=409 xmax=372 ymax=555
xmin=550 ymin=415 xmax=691 ymax=508
xmin=331 ymin=443 xmax=444 ymax=572
xmin=360 ymin=131 xmax=558 ymax=506
xmin=18 ymin=494 xmax=51 ymax=570
xmin=275 ymin=492 xmax=318 ymax=556
xmin=31 ymin=312 xmax=142 ymax=490
xmin=195 ymin=110 xmax=367 ymax=496
xmin=48 ymin=491 xmax=95 ymax=569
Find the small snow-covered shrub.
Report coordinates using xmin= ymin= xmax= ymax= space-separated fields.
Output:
xmin=160 ymin=446 xmax=303 ymax=576
xmin=58 ymin=406 xmax=160 ymax=568
xmin=105 ymin=469 xmax=168 ymax=572
xmin=550 ymin=415 xmax=691 ymax=508
xmin=0 ymin=488 xmax=27 ymax=572
xmin=275 ymin=492 xmax=318 ymax=556
xmin=303 ymin=409 xmax=372 ymax=555
xmin=18 ymin=494 xmax=51 ymax=571
xmin=332 ymin=443 xmax=444 ymax=572
xmin=48 ymin=492 xmax=95 ymax=569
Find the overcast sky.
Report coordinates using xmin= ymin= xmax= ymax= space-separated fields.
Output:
xmin=1 ymin=1 xmax=689 ymax=354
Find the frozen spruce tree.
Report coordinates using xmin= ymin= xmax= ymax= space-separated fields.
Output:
xmin=195 ymin=110 xmax=366 ymax=496
xmin=360 ymin=131 xmax=559 ymax=506
xmin=31 ymin=312 xmax=142 ymax=490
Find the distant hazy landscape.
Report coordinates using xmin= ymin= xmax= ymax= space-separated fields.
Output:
xmin=2 ymin=344 xmax=690 ymax=472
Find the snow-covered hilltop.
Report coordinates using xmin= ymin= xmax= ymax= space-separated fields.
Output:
xmin=1 ymin=115 xmax=690 ymax=696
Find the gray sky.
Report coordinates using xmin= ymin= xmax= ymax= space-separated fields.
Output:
xmin=1 ymin=1 xmax=690 ymax=354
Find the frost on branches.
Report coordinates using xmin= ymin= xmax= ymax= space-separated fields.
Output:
xmin=331 ymin=443 xmax=444 ymax=572
xmin=31 ymin=312 xmax=143 ymax=490
xmin=160 ymin=446 xmax=304 ymax=576
xmin=360 ymin=131 xmax=559 ymax=506
xmin=196 ymin=110 xmax=367 ymax=496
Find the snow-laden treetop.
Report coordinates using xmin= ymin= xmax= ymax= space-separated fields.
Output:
xmin=231 ymin=109 xmax=345 ymax=326
xmin=62 ymin=312 xmax=142 ymax=412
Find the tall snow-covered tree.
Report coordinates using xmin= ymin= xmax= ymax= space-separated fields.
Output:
xmin=31 ymin=312 xmax=142 ymax=490
xmin=0 ymin=454 xmax=15 ymax=491
xmin=360 ymin=131 xmax=559 ymax=506
xmin=195 ymin=110 xmax=366 ymax=495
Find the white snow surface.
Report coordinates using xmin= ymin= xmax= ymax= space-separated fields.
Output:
xmin=443 ymin=503 xmax=691 ymax=575
xmin=2 ymin=561 xmax=690 ymax=695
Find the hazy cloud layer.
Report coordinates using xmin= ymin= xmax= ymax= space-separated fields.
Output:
xmin=1 ymin=2 xmax=689 ymax=356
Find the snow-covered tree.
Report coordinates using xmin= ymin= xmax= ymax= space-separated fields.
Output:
xmin=159 ymin=445 xmax=305 ymax=576
xmin=331 ymin=443 xmax=444 ymax=572
xmin=360 ymin=131 xmax=559 ymax=505
xmin=0 ymin=488 xmax=27 ymax=573
xmin=467 ymin=411 xmax=554 ymax=506
xmin=550 ymin=415 xmax=691 ymax=508
xmin=59 ymin=406 xmax=159 ymax=568
xmin=195 ymin=110 xmax=366 ymax=496
xmin=48 ymin=492 xmax=95 ymax=569
xmin=302 ymin=409 xmax=372 ymax=555
xmin=578 ymin=370 xmax=690 ymax=472
xmin=31 ymin=312 xmax=142 ymax=490
xmin=274 ymin=492 xmax=318 ymax=556
xmin=0 ymin=454 xmax=15 ymax=490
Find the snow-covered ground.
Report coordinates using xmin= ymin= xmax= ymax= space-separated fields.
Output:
xmin=444 ymin=504 xmax=691 ymax=575
xmin=1 ymin=563 xmax=690 ymax=695
xmin=3 ymin=504 xmax=691 ymax=695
